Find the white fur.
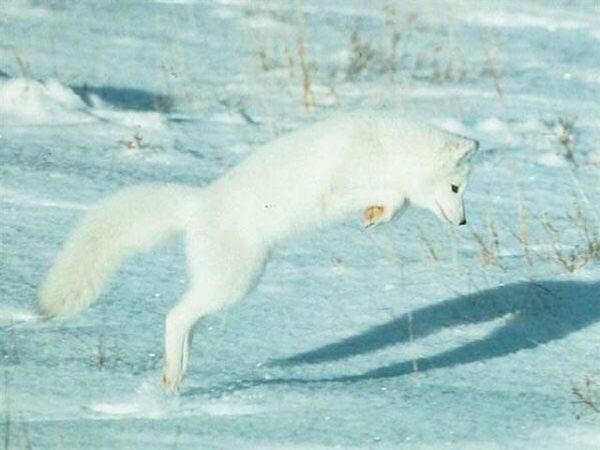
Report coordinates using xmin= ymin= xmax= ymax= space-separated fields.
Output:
xmin=39 ymin=112 xmax=478 ymax=390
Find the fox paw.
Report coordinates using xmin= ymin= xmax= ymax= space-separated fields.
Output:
xmin=363 ymin=205 xmax=386 ymax=227
xmin=162 ymin=366 xmax=182 ymax=393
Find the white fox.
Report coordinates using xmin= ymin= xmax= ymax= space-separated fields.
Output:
xmin=39 ymin=112 xmax=479 ymax=391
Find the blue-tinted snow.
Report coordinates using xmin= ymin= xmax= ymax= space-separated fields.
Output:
xmin=1 ymin=0 xmax=599 ymax=448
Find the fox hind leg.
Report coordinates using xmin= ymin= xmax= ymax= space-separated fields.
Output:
xmin=162 ymin=235 xmax=266 ymax=392
xmin=162 ymin=290 xmax=202 ymax=391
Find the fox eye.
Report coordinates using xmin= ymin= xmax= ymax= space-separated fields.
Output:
xmin=451 ymin=184 xmax=459 ymax=193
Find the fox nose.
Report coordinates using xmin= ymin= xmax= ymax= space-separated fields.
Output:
xmin=459 ymin=218 xmax=467 ymax=226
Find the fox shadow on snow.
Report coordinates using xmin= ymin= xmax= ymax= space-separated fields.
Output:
xmin=267 ymin=280 xmax=599 ymax=382
xmin=188 ymin=280 xmax=599 ymax=394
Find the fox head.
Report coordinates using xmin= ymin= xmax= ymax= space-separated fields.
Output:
xmin=405 ymin=136 xmax=479 ymax=226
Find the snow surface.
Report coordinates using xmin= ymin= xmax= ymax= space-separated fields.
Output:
xmin=1 ymin=0 xmax=599 ymax=448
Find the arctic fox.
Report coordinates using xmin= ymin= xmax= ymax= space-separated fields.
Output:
xmin=39 ymin=112 xmax=479 ymax=391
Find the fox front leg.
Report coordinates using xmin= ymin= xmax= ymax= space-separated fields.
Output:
xmin=362 ymin=196 xmax=407 ymax=228
xmin=362 ymin=205 xmax=387 ymax=227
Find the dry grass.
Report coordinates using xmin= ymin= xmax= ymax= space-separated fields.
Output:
xmin=542 ymin=231 xmax=583 ymax=273
xmin=406 ymin=312 xmax=419 ymax=375
xmin=250 ymin=2 xmax=500 ymax=114
xmin=572 ymin=204 xmax=600 ymax=260
xmin=256 ymin=45 xmax=270 ymax=72
xmin=3 ymin=371 xmax=32 ymax=450
xmin=14 ymin=53 xmax=31 ymax=79
xmin=484 ymin=47 xmax=504 ymax=98
xmin=346 ymin=23 xmax=378 ymax=80
xmin=470 ymin=218 xmax=503 ymax=269
xmin=571 ymin=376 xmax=600 ymax=416
xmin=297 ymin=41 xmax=316 ymax=113
xmin=3 ymin=371 xmax=10 ymax=450
xmin=95 ymin=335 xmax=108 ymax=370
xmin=546 ymin=117 xmax=578 ymax=165
xmin=345 ymin=11 xmax=418 ymax=82
xmin=514 ymin=190 xmax=534 ymax=268
xmin=294 ymin=0 xmax=316 ymax=113
xmin=419 ymin=228 xmax=439 ymax=262
xmin=541 ymin=212 xmax=599 ymax=273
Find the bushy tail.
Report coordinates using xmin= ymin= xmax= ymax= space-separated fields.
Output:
xmin=39 ymin=184 xmax=196 ymax=317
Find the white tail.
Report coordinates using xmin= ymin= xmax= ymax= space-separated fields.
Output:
xmin=39 ymin=184 xmax=195 ymax=317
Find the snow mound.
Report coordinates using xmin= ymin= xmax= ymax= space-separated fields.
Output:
xmin=0 ymin=77 xmax=166 ymax=130
xmin=0 ymin=307 xmax=40 ymax=326
xmin=0 ymin=77 xmax=93 ymax=124
xmin=477 ymin=117 xmax=509 ymax=135
xmin=91 ymin=380 xmax=164 ymax=418
xmin=537 ymin=151 xmax=569 ymax=168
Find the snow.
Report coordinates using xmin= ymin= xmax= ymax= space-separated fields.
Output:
xmin=1 ymin=0 xmax=599 ymax=448
xmin=0 ymin=78 xmax=92 ymax=124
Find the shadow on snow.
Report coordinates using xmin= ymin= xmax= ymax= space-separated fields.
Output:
xmin=187 ymin=280 xmax=599 ymax=396
xmin=72 ymin=84 xmax=173 ymax=113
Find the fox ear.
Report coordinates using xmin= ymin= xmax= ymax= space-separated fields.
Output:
xmin=447 ymin=139 xmax=479 ymax=162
